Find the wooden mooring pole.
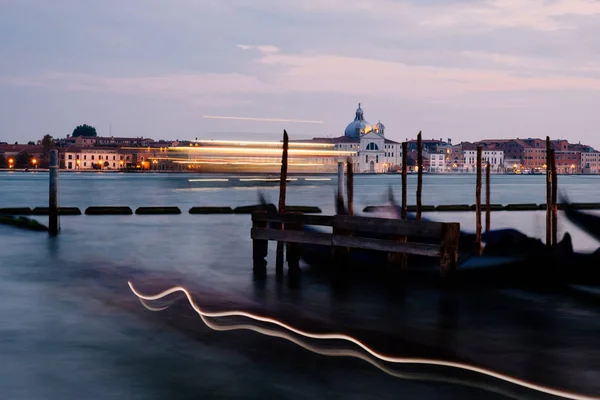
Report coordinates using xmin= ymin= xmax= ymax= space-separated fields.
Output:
xmin=276 ymin=130 xmax=289 ymax=274
xmin=416 ymin=131 xmax=423 ymax=222
xmin=485 ymin=162 xmax=491 ymax=233
xmin=346 ymin=158 xmax=354 ymax=216
xmin=546 ymin=136 xmax=552 ymax=246
xmin=49 ymin=149 xmax=60 ymax=236
xmin=475 ymin=146 xmax=482 ymax=253
xmin=337 ymin=161 xmax=345 ymax=200
xmin=551 ymin=148 xmax=558 ymax=246
xmin=401 ymin=142 xmax=408 ymax=220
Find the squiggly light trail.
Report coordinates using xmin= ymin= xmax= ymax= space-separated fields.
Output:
xmin=128 ymin=281 xmax=599 ymax=400
xmin=135 ymin=297 xmax=528 ymax=400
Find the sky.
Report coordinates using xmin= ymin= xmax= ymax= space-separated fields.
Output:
xmin=2 ymin=0 xmax=600 ymax=147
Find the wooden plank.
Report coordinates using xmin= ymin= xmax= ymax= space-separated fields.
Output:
xmin=252 ymin=212 xmax=333 ymax=226
xmin=333 ymin=215 xmax=443 ymax=238
xmin=332 ymin=235 xmax=441 ymax=257
xmin=251 ymin=228 xmax=332 ymax=246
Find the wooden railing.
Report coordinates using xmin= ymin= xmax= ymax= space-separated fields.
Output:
xmin=251 ymin=211 xmax=460 ymax=276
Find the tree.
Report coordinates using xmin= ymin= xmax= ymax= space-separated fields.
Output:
xmin=72 ymin=124 xmax=97 ymax=138
xmin=0 ymin=155 xmax=5 ymax=168
xmin=39 ymin=134 xmax=55 ymax=168
xmin=42 ymin=134 xmax=55 ymax=151
xmin=16 ymin=152 xmax=31 ymax=168
xmin=27 ymin=141 xmax=35 ymax=145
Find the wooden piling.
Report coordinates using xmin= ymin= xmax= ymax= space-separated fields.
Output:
xmin=346 ymin=158 xmax=354 ymax=216
xmin=276 ymin=130 xmax=289 ymax=274
xmin=48 ymin=149 xmax=60 ymax=236
xmin=252 ymin=211 xmax=269 ymax=272
xmin=416 ymin=131 xmax=423 ymax=222
xmin=475 ymin=146 xmax=482 ymax=253
xmin=546 ymin=136 xmax=552 ymax=246
xmin=485 ymin=162 xmax=491 ymax=233
xmin=337 ymin=161 xmax=345 ymax=201
xmin=278 ymin=130 xmax=289 ymax=214
xmin=551 ymin=148 xmax=558 ymax=246
xmin=401 ymin=142 xmax=408 ymax=220
xmin=285 ymin=211 xmax=304 ymax=271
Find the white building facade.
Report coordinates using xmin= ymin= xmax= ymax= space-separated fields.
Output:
xmin=581 ymin=152 xmax=600 ymax=174
xmin=295 ymin=104 xmax=401 ymax=173
xmin=463 ymin=149 xmax=504 ymax=172
xmin=63 ymin=147 xmax=133 ymax=170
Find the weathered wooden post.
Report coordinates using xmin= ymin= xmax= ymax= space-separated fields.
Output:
xmin=551 ymin=149 xmax=558 ymax=246
xmin=440 ymin=223 xmax=460 ymax=277
xmin=276 ymin=130 xmax=289 ymax=274
xmin=475 ymin=146 xmax=482 ymax=253
xmin=416 ymin=131 xmax=423 ymax=221
xmin=252 ymin=211 xmax=268 ymax=273
xmin=546 ymin=136 xmax=552 ymax=246
xmin=49 ymin=149 xmax=60 ymax=236
xmin=401 ymin=142 xmax=408 ymax=220
xmin=485 ymin=162 xmax=491 ymax=233
xmin=337 ymin=161 xmax=345 ymax=201
xmin=285 ymin=212 xmax=304 ymax=271
xmin=346 ymin=158 xmax=354 ymax=216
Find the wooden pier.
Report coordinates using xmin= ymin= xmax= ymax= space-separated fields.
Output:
xmin=250 ymin=211 xmax=460 ymax=277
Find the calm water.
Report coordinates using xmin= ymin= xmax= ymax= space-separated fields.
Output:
xmin=1 ymin=171 xmax=600 ymax=399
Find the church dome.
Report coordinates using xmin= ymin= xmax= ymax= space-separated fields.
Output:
xmin=374 ymin=121 xmax=385 ymax=131
xmin=344 ymin=103 xmax=373 ymax=138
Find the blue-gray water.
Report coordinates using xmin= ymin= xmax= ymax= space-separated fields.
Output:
xmin=1 ymin=171 xmax=600 ymax=399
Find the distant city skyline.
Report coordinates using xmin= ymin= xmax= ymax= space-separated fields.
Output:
xmin=2 ymin=1 xmax=600 ymax=148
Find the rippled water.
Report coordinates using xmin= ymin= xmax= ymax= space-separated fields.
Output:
xmin=1 ymin=171 xmax=599 ymax=399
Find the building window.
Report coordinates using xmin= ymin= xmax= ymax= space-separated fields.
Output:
xmin=376 ymin=155 xmax=379 ymax=163
xmin=68 ymin=154 xmax=72 ymax=160
xmin=366 ymin=142 xmax=379 ymax=151
xmin=91 ymin=155 xmax=94 ymax=160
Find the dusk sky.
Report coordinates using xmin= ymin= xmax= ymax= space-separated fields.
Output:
xmin=2 ymin=0 xmax=600 ymax=147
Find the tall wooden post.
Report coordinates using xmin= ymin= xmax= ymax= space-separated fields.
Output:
xmin=475 ymin=146 xmax=482 ymax=253
xmin=551 ymin=149 xmax=558 ymax=246
xmin=337 ymin=161 xmax=345 ymax=200
xmin=401 ymin=142 xmax=408 ymax=220
xmin=485 ymin=162 xmax=491 ymax=233
xmin=416 ymin=131 xmax=423 ymax=221
xmin=546 ymin=136 xmax=552 ymax=246
xmin=346 ymin=158 xmax=354 ymax=216
xmin=276 ymin=130 xmax=289 ymax=274
xmin=49 ymin=149 xmax=60 ymax=236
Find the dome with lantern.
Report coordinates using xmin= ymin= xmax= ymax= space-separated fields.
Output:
xmin=344 ymin=103 xmax=374 ymax=138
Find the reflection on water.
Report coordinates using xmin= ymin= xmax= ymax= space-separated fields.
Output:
xmin=1 ymin=173 xmax=600 ymax=399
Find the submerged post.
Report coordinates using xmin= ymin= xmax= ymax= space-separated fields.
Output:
xmin=546 ymin=136 xmax=552 ymax=246
xmin=551 ymin=149 xmax=558 ymax=246
xmin=346 ymin=158 xmax=354 ymax=216
xmin=337 ymin=161 xmax=345 ymax=201
xmin=49 ymin=149 xmax=60 ymax=235
xmin=485 ymin=162 xmax=491 ymax=233
xmin=401 ymin=142 xmax=408 ymax=220
xmin=276 ymin=130 xmax=289 ymax=273
xmin=416 ymin=131 xmax=423 ymax=221
xmin=475 ymin=146 xmax=482 ymax=253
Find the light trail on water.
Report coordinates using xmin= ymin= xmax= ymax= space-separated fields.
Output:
xmin=127 ymin=281 xmax=600 ymax=400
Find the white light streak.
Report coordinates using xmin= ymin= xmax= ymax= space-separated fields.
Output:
xmin=128 ymin=281 xmax=600 ymax=400
xmin=188 ymin=178 xmax=230 ymax=182
xmin=135 ymin=297 xmax=527 ymax=400
xmin=203 ymin=116 xmax=324 ymax=124
xmin=304 ymin=178 xmax=332 ymax=181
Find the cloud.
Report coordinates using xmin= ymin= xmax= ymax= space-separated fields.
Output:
xmin=5 ymin=47 xmax=600 ymax=102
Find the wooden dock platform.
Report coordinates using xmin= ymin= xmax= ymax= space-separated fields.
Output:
xmin=251 ymin=211 xmax=460 ymax=277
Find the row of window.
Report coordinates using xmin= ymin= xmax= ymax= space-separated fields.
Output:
xmin=67 ymin=154 xmax=131 ymax=161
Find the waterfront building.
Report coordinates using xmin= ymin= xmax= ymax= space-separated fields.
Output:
xmin=429 ymin=153 xmax=448 ymax=172
xmin=62 ymin=146 xmax=133 ymax=170
xmin=581 ymin=151 xmax=600 ymax=174
xmin=293 ymin=104 xmax=401 ymax=173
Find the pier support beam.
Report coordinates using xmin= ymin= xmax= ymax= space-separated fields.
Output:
xmin=49 ymin=149 xmax=60 ymax=236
